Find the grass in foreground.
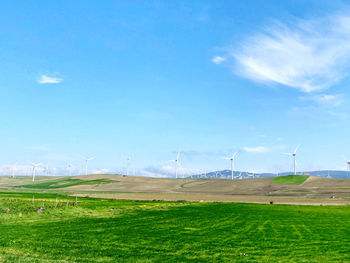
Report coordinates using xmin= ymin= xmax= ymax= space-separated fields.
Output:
xmin=0 ymin=192 xmax=349 ymax=262
xmin=271 ymin=175 xmax=309 ymax=185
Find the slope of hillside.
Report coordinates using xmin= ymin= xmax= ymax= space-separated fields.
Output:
xmin=2 ymin=174 xmax=350 ymax=205
xmin=271 ymin=175 xmax=309 ymax=185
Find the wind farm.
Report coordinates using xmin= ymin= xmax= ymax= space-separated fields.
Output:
xmin=2 ymin=1 xmax=350 ymax=262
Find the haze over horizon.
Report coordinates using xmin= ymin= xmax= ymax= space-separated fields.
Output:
xmin=2 ymin=1 xmax=350 ymax=177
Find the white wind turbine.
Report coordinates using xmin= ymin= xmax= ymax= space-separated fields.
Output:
xmin=275 ymin=169 xmax=279 ymax=177
xmin=247 ymin=171 xmax=255 ymax=179
xmin=171 ymin=150 xmax=181 ymax=179
xmin=11 ymin=162 xmax=18 ymax=178
xmin=67 ymin=162 xmax=73 ymax=177
xmin=342 ymin=155 xmax=350 ymax=176
xmin=30 ymin=162 xmax=42 ymax=182
xmin=222 ymin=151 xmax=239 ymax=180
xmin=283 ymin=144 xmax=301 ymax=175
xmin=45 ymin=163 xmax=50 ymax=176
xmin=81 ymin=156 xmax=95 ymax=175
xmin=126 ymin=157 xmax=130 ymax=176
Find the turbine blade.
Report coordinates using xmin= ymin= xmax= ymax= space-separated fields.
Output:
xmin=176 ymin=150 xmax=181 ymax=160
xmin=232 ymin=151 xmax=239 ymax=159
xmin=294 ymin=144 xmax=301 ymax=154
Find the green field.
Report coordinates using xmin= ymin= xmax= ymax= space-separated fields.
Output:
xmin=271 ymin=175 xmax=310 ymax=185
xmin=17 ymin=177 xmax=116 ymax=189
xmin=0 ymin=192 xmax=349 ymax=262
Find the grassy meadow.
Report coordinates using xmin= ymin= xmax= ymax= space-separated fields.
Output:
xmin=0 ymin=192 xmax=349 ymax=262
xmin=271 ymin=175 xmax=309 ymax=185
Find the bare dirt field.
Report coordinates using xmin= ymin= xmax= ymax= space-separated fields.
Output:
xmin=3 ymin=174 xmax=349 ymax=205
xmin=70 ymin=174 xmax=350 ymax=205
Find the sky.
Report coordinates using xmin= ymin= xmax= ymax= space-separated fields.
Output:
xmin=1 ymin=0 xmax=350 ymax=176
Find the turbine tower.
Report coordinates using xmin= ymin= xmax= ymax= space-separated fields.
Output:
xmin=174 ymin=150 xmax=181 ymax=179
xmin=342 ymin=156 xmax=350 ymax=176
xmin=166 ymin=150 xmax=183 ymax=178
xmin=11 ymin=162 xmax=18 ymax=178
xmin=223 ymin=151 xmax=239 ymax=180
xmin=30 ymin=162 xmax=42 ymax=182
xmin=283 ymin=144 xmax=301 ymax=175
xmin=126 ymin=157 xmax=130 ymax=176
xmin=67 ymin=162 xmax=73 ymax=177
xmin=81 ymin=156 xmax=95 ymax=175
xmin=45 ymin=163 xmax=50 ymax=176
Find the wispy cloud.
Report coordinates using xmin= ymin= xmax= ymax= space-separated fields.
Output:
xmin=300 ymin=94 xmax=344 ymax=106
xmin=141 ymin=165 xmax=198 ymax=178
xmin=37 ymin=74 xmax=63 ymax=84
xmin=289 ymin=105 xmax=348 ymax=120
xmin=212 ymin=56 xmax=225 ymax=64
xmin=243 ymin=146 xmax=270 ymax=153
xmin=232 ymin=12 xmax=350 ymax=92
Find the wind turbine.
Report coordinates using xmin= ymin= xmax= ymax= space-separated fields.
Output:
xmin=283 ymin=144 xmax=301 ymax=175
xmin=222 ymin=151 xmax=239 ymax=180
xmin=247 ymin=171 xmax=255 ymax=179
xmin=126 ymin=157 xmax=130 ymax=176
xmin=275 ymin=169 xmax=279 ymax=177
xmin=342 ymin=156 xmax=350 ymax=176
xmin=45 ymin=163 xmax=50 ymax=176
xmin=81 ymin=156 xmax=95 ymax=175
xmin=67 ymin=162 xmax=73 ymax=177
xmin=11 ymin=162 xmax=18 ymax=178
xmin=170 ymin=150 xmax=181 ymax=179
xmin=30 ymin=162 xmax=42 ymax=182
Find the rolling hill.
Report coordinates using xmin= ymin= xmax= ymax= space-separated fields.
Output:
xmin=1 ymin=174 xmax=349 ymax=205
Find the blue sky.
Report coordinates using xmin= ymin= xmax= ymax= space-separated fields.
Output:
xmin=1 ymin=0 xmax=350 ymax=176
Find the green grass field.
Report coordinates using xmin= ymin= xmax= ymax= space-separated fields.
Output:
xmin=17 ymin=177 xmax=116 ymax=189
xmin=271 ymin=175 xmax=309 ymax=185
xmin=0 ymin=192 xmax=349 ymax=262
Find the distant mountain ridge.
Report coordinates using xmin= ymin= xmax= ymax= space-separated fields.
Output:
xmin=189 ymin=170 xmax=350 ymax=179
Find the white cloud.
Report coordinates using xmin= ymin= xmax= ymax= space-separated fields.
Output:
xmin=233 ymin=13 xmax=350 ymax=92
xmin=212 ymin=56 xmax=225 ymax=64
xmin=289 ymin=105 xmax=348 ymax=120
xmin=328 ymin=111 xmax=348 ymax=120
xmin=37 ymin=74 xmax=62 ymax=84
xmin=141 ymin=164 xmax=199 ymax=178
xmin=300 ymin=94 xmax=343 ymax=106
xmin=243 ymin=146 xmax=270 ymax=153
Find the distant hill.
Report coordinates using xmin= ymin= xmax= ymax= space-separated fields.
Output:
xmin=189 ymin=170 xmax=350 ymax=179
xmin=4 ymin=174 xmax=349 ymax=205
